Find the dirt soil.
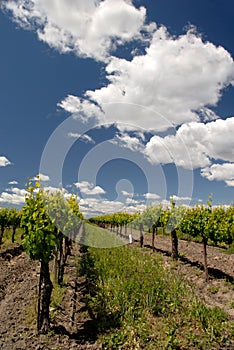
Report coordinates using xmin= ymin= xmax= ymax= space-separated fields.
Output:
xmin=0 ymin=244 xmax=101 ymax=350
xmin=0 ymin=234 xmax=234 ymax=350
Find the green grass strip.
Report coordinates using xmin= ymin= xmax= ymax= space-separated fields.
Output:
xmin=80 ymin=238 xmax=234 ymax=349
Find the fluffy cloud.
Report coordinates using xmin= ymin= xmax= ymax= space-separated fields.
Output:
xmin=8 ymin=180 xmax=18 ymax=185
xmin=43 ymin=186 xmax=67 ymax=194
xmin=110 ymin=133 xmax=144 ymax=152
xmin=144 ymin=192 xmax=160 ymax=200
xmin=126 ymin=197 xmax=140 ymax=204
xmin=171 ymin=195 xmax=192 ymax=202
xmin=201 ymin=163 xmax=234 ymax=186
xmin=33 ymin=173 xmax=50 ymax=181
xmin=145 ymin=127 xmax=209 ymax=169
xmin=79 ymin=196 xmax=146 ymax=216
xmin=225 ymin=180 xmax=234 ymax=187
xmin=65 ymin=26 xmax=234 ymax=131
xmin=80 ymin=197 xmax=122 ymax=215
xmin=121 ymin=190 xmax=133 ymax=196
xmin=4 ymin=0 xmax=234 ymax=196
xmin=0 ymin=156 xmax=11 ymax=167
xmin=0 ymin=187 xmax=27 ymax=205
xmin=59 ymin=95 xmax=105 ymax=122
xmin=0 ymin=185 xmax=76 ymax=206
xmin=74 ymin=181 xmax=106 ymax=195
xmin=2 ymin=0 xmax=148 ymax=61
xmin=67 ymin=132 xmax=95 ymax=144
xmin=145 ymin=117 xmax=234 ymax=170
xmin=4 ymin=1 xmax=234 ymax=131
xmin=74 ymin=183 xmax=147 ymax=216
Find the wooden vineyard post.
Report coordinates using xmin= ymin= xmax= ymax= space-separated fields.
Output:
xmin=202 ymin=236 xmax=209 ymax=282
xmin=140 ymin=222 xmax=144 ymax=248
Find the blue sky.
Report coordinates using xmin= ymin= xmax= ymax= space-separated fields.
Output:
xmin=0 ymin=0 xmax=234 ymax=217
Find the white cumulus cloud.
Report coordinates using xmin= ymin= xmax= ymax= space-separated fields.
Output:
xmin=0 ymin=187 xmax=27 ymax=205
xmin=79 ymin=196 xmax=145 ymax=216
xmin=72 ymin=26 xmax=234 ymax=131
xmin=110 ymin=132 xmax=144 ymax=152
xmin=2 ymin=0 xmax=148 ymax=61
xmin=126 ymin=197 xmax=139 ymax=204
xmin=67 ymin=132 xmax=95 ymax=144
xmin=225 ymin=180 xmax=234 ymax=187
xmin=145 ymin=117 xmax=234 ymax=170
xmin=59 ymin=95 xmax=105 ymax=122
xmin=33 ymin=173 xmax=50 ymax=181
xmin=0 ymin=156 xmax=11 ymax=167
xmin=201 ymin=163 xmax=234 ymax=186
xmin=121 ymin=190 xmax=134 ymax=196
xmin=4 ymin=1 xmax=234 ymax=132
xmin=74 ymin=181 xmax=106 ymax=195
xmin=171 ymin=195 xmax=192 ymax=201
xmin=144 ymin=192 xmax=160 ymax=199
xmin=8 ymin=180 xmax=18 ymax=185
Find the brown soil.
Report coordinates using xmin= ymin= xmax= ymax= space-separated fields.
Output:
xmin=0 ymin=234 xmax=233 ymax=349
xmin=0 ymin=244 xmax=101 ymax=350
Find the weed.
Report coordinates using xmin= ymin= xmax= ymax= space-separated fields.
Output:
xmin=224 ymin=243 xmax=234 ymax=255
xmin=208 ymin=284 xmax=219 ymax=294
xmin=24 ymin=298 xmax=37 ymax=329
xmin=0 ymin=228 xmax=22 ymax=250
xmin=80 ymin=225 xmax=234 ymax=349
xmin=50 ymin=283 xmax=66 ymax=321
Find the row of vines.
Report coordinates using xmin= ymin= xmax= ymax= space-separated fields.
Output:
xmin=1 ymin=188 xmax=233 ymax=336
xmin=0 ymin=182 xmax=83 ymax=334
xmin=89 ymin=197 xmax=234 ymax=281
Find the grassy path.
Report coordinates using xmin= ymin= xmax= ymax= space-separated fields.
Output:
xmin=81 ymin=224 xmax=234 ymax=349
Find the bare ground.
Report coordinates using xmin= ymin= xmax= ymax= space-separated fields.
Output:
xmin=0 ymin=233 xmax=234 ymax=349
xmin=0 ymin=244 xmax=101 ymax=350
